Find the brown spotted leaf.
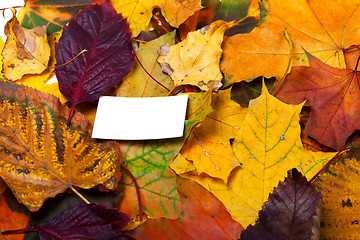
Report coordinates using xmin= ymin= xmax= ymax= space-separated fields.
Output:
xmin=241 ymin=168 xmax=321 ymax=240
xmin=0 ymin=81 xmax=121 ymax=211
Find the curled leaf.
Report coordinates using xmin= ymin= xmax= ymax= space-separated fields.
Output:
xmin=55 ymin=0 xmax=134 ymax=124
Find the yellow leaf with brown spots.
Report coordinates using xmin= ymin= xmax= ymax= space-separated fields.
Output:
xmin=111 ymin=0 xmax=202 ymax=37
xmin=1 ymin=12 xmax=50 ymax=81
xmin=15 ymin=30 xmax=67 ymax=104
xmin=157 ymin=20 xmax=233 ymax=91
xmin=0 ymin=81 xmax=121 ymax=211
xmin=174 ymin=84 xmax=335 ymax=227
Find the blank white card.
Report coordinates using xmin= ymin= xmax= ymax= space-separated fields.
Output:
xmin=92 ymin=95 xmax=188 ymax=140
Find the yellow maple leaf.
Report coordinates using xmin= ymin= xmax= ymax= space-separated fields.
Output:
xmin=173 ymin=84 xmax=336 ymax=227
xmin=171 ymin=88 xmax=247 ymax=182
xmin=1 ymin=12 xmax=50 ymax=81
xmin=220 ymin=0 xmax=360 ymax=85
xmin=112 ymin=0 xmax=202 ymax=37
xmin=157 ymin=20 xmax=233 ymax=91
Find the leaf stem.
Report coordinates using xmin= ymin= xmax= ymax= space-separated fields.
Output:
xmin=2 ymin=226 xmax=37 ymax=235
xmin=69 ymin=185 xmax=90 ymax=204
xmin=121 ymin=165 xmax=143 ymax=222
xmin=131 ymin=46 xmax=174 ymax=95
xmin=309 ymin=132 xmax=360 ymax=183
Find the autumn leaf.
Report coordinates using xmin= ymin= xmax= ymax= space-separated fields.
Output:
xmin=0 ymin=81 xmax=121 ymax=211
xmin=2 ymin=203 xmax=133 ymax=240
xmin=55 ymin=0 xmax=134 ymax=124
xmin=111 ymin=0 xmax=202 ymax=37
xmin=15 ymin=30 xmax=67 ymax=104
xmin=313 ymin=138 xmax=360 ymax=239
xmin=0 ymin=189 xmax=30 ymax=240
xmin=18 ymin=0 xmax=106 ymax=35
xmin=220 ymin=0 xmax=360 ymax=85
xmin=158 ymin=20 xmax=233 ymax=91
xmin=2 ymin=12 xmax=50 ymax=81
xmin=126 ymin=177 xmax=243 ymax=240
xmin=116 ymin=31 xmax=175 ymax=97
xmin=117 ymin=90 xmax=213 ymax=220
xmin=274 ymin=52 xmax=360 ymax=150
xmin=241 ymin=168 xmax=321 ymax=240
xmin=171 ymin=87 xmax=247 ymax=183
xmin=174 ymin=83 xmax=335 ymax=227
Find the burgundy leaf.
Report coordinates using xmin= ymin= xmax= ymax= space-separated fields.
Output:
xmin=2 ymin=203 xmax=134 ymax=240
xmin=241 ymin=168 xmax=321 ymax=240
xmin=55 ymin=0 xmax=134 ymax=125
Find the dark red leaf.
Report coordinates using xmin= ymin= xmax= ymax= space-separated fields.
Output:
xmin=2 ymin=203 xmax=134 ymax=240
xmin=241 ymin=168 xmax=321 ymax=240
xmin=55 ymin=0 xmax=134 ymax=124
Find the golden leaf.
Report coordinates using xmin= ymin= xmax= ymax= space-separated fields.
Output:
xmin=0 ymin=81 xmax=121 ymax=211
xmin=157 ymin=20 xmax=233 ymax=91
xmin=171 ymin=88 xmax=247 ymax=182
xmin=2 ymin=12 xmax=50 ymax=81
xmin=174 ymin=84 xmax=335 ymax=226
xmin=111 ymin=0 xmax=202 ymax=37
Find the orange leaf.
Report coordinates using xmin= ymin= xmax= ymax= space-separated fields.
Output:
xmin=126 ymin=177 xmax=243 ymax=239
xmin=220 ymin=0 xmax=360 ymax=85
xmin=275 ymin=52 xmax=360 ymax=150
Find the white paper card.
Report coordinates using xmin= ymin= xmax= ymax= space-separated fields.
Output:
xmin=92 ymin=95 xmax=188 ymax=140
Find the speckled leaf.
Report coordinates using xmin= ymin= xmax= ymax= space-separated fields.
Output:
xmin=313 ymin=138 xmax=360 ymax=239
xmin=0 ymin=81 xmax=121 ymax=211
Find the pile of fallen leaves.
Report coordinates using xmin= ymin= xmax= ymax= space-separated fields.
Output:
xmin=0 ymin=0 xmax=359 ymax=239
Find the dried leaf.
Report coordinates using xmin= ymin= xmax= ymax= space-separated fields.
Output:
xmin=0 ymin=81 xmax=121 ymax=211
xmin=220 ymin=0 xmax=360 ymax=85
xmin=55 ymin=0 xmax=134 ymax=123
xmin=313 ymin=138 xmax=360 ymax=239
xmin=175 ymin=83 xmax=335 ymax=227
xmin=126 ymin=177 xmax=243 ymax=239
xmin=2 ymin=13 xmax=50 ymax=81
xmin=241 ymin=168 xmax=321 ymax=240
xmin=115 ymin=31 xmax=175 ymax=97
xmin=111 ymin=0 xmax=202 ymax=37
xmin=18 ymin=0 xmax=106 ymax=35
xmin=158 ymin=20 xmax=233 ymax=91
xmin=275 ymin=52 xmax=360 ymax=150
xmin=2 ymin=203 xmax=133 ymax=240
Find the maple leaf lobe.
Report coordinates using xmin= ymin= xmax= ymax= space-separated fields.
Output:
xmin=55 ymin=0 xmax=134 ymax=122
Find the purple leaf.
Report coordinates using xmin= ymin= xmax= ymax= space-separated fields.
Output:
xmin=55 ymin=0 xmax=134 ymax=125
xmin=241 ymin=168 xmax=321 ymax=240
xmin=2 ymin=203 xmax=134 ymax=240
